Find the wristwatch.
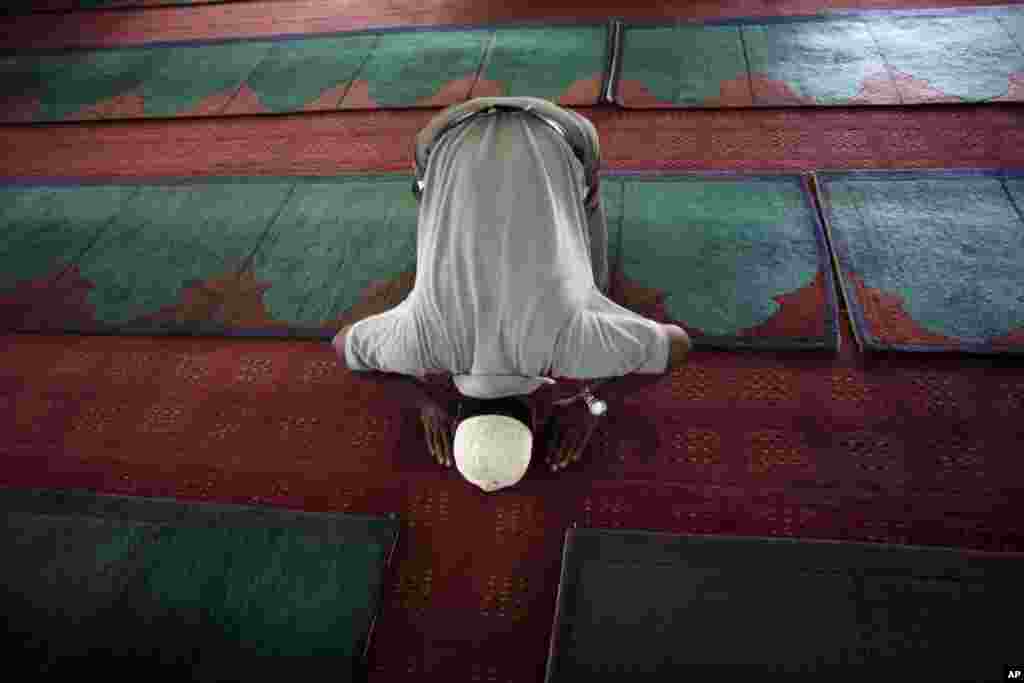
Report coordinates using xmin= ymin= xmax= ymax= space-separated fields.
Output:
xmin=554 ymin=381 xmax=609 ymax=417
xmin=581 ymin=389 xmax=607 ymax=416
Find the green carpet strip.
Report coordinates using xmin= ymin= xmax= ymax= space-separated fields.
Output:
xmin=615 ymin=6 xmax=1024 ymax=107
xmin=0 ymin=24 xmax=611 ymax=122
xmin=0 ymin=172 xmax=838 ymax=352
xmin=816 ymin=169 xmax=1024 ymax=355
xmin=545 ymin=526 xmax=1023 ymax=681
xmin=0 ymin=486 xmax=400 ymax=679
xmin=2 ymin=6 xmax=1024 ymax=122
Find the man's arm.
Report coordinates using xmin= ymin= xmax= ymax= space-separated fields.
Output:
xmin=332 ymin=325 xmax=435 ymax=406
xmin=586 ymin=325 xmax=692 ymax=405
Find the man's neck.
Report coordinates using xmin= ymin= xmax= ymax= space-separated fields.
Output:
xmin=458 ymin=394 xmax=538 ymax=433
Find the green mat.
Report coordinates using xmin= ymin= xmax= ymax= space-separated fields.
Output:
xmin=615 ymin=6 xmax=1024 ymax=108
xmin=0 ymin=172 xmax=838 ymax=352
xmin=3 ymin=7 xmax=1023 ymax=121
xmin=816 ymin=169 xmax=1024 ymax=355
xmin=0 ymin=23 xmax=610 ymax=123
xmin=545 ymin=526 xmax=1023 ymax=681
xmin=0 ymin=486 xmax=400 ymax=680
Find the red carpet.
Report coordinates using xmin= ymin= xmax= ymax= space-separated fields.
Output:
xmin=3 ymin=1 xmax=1024 ymax=681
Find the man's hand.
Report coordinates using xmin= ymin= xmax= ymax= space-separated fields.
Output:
xmin=543 ymin=399 xmax=601 ymax=471
xmin=419 ymin=395 xmax=457 ymax=468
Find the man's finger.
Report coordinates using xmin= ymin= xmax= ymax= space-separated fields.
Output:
xmin=445 ymin=420 xmax=454 ymax=467
xmin=434 ymin=425 xmax=444 ymax=466
xmin=547 ymin=420 xmax=560 ymax=467
xmin=420 ymin=415 xmax=436 ymax=463
xmin=437 ymin=419 xmax=445 ymax=466
xmin=572 ymin=432 xmax=588 ymax=463
xmin=430 ymin=421 xmax=443 ymax=466
xmin=567 ymin=430 xmax=582 ymax=465
xmin=562 ymin=431 xmax=583 ymax=469
xmin=554 ymin=430 xmax=567 ymax=470
xmin=571 ymin=430 xmax=595 ymax=466
xmin=562 ymin=442 xmax=575 ymax=469
xmin=428 ymin=424 xmax=439 ymax=465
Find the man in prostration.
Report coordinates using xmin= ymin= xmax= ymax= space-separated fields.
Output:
xmin=332 ymin=96 xmax=692 ymax=493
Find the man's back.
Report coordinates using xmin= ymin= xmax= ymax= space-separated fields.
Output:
xmin=342 ymin=99 xmax=671 ymax=395
xmin=409 ymin=107 xmax=597 ymax=376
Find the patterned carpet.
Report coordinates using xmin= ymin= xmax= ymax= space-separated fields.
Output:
xmin=2 ymin=0 xmax=1024 ymax=681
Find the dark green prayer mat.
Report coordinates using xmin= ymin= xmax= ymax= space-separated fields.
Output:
xmin=0 ymin=172 xmax=838 ymax=353
xmin=544 ymin=526 xmax=1023 ymax=681
xmin=0 ymin=486 xmax=400 ymax=681
xmin=816 ymin=169 xmax=1024 ymax=355
xmin=603 ymin=173 xmax=838 ymax=351
xmin=0 ymin=23 xmax=610 ymax=123
xmin=5 ymin=6 xmax=1023 ymax=121
xmin=614 ymin=6 xmax=1024 ymax=108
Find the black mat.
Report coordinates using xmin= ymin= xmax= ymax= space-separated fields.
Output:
xmin=545 ymin=526 xmax=1022 ymax=681
xmin=0 ymin=486 xmax=400 ymax=681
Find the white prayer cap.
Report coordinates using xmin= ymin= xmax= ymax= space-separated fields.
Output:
xmin=453 ymin=414 xmax=532 ymax=493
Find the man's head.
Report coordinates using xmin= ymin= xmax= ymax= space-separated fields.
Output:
xmin=453 ymin=396 xmax=534 ymax=493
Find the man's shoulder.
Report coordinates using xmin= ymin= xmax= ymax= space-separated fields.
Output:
xmin=334 ymin=322 xmax=354 ymax=342
xmin=660 ymin=324 xmax=692 ymax=373
xmin=332 ymin=323 xmax=356 ymax=368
